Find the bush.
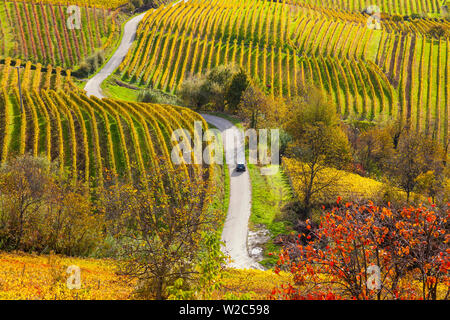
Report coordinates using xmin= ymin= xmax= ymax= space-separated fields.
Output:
xmin=427 ymin=25 xmax=449 ymax=38
xmin=179 ymin=64 xmax=247 ymax=112
xmin=410 ymin=13 xmax=423 ymax=19
xmin=225 ymin=68 xmax=250 ymax=112
xmin=138 ymin=88 xmax=179 ymax=105
xmin=391 ymin=14 xmax=403 ymax=22
xmin=72 ymin=51 xmax=105 ymax=78
xmin=73 ymin=62 xmax=91 ymax=78
xmin=126 ymin=2 xmax=135 ymax=13
xmin=138 ymin=90 xmax=159 ymax=103
xmin=0 ymin=155 xmax=104 ymax=256
xmin=178 ymin=75 xmax=208 ymax=109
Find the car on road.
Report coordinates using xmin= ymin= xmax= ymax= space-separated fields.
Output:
xmin=236 ymin=163 xmax=246 ymax=172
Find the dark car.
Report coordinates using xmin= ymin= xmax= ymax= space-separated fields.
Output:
xmin=236 ymin=164 xmax=246 ymax=172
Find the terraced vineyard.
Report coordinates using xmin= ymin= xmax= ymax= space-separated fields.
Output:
xmin=20 ymin=0 xmax=129 ymax=9
xmin=17 ymin=0 xmax=173 ymax=9
xmin=120 ymin=0 xmax=449 ymax=146
xmin=0 ymin=0 xmax=215 ymax=191
xmin=0 ymin=58 xmax=211 ymax=188
xmin=0 ymin=0 xmax=447 ymax=302
xmin=0 ymin=0 xmax=121 ymax=68
xmin=291 ymin=0 xmax=448 ymax=16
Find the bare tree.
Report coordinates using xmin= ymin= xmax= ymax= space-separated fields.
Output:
xmin=0 ymin=155 xmax=53 ymax=249
xmin=111 ymin=161 xmax=217 ymax=299
xmin=389 ymin=131 xmax=444 ymax=203
xmin=290 ymin=125 xmax=350 ymax=214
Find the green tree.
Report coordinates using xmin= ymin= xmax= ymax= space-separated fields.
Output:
xmin=179 ymin=65 xmax=239 ymax=111
xmin=238 ymin=84 xmax=268 ymax=129
xmin=178 ymin=75 xmax=209 ymax=110
xmin=284 ymin=86 xmax=352 ymax=215
xmin=226 ymin=68 xmax=249 ymax=113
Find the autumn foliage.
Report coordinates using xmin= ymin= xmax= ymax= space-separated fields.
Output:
xmin=0 ymin=251 xmax=134 ymax=300
xmin=271 ymin=200 xmax=449 ymax=300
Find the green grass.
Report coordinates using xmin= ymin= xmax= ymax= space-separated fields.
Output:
xmin=208 ymin=163 xmax=230 ymax=234
xmin=101 ymin=74 xmax=181 ymax=105
xmin=365 ymin=30 xmax=382 ymax=62
xmin=107 ymin=116 xmax=126 ymax=176
xmin=9 ymin=94 xmax=21 ymax=154
xmin=205 ymin=121 xmax=230 ymax=234
xmin=248 ymin=163 xmax=293 ymax=268
xmin=71 ymin=78 xmax=87 ymax=91
xmin=101 ymin=77 xmax=140 ymax=102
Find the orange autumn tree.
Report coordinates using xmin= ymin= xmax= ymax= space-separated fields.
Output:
xmin=271 ymin=200 xmax=449 ymax=300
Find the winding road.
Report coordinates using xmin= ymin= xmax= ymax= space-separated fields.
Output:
xmin=84 ymin=6 xmax=260 ymax=270
xmin=202 ymin=115 xmax=262 ymax=270
xmin=84 ymin=12 xmax=147 ymax=98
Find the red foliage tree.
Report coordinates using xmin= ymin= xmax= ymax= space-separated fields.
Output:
xmin=271 ymin=200 xmax=449 ymax=300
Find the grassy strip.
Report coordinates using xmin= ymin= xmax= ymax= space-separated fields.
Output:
xmin=100 ymin=74 xmax=180 ymax=104
xmin=248 ymin=163 xmax=293 ymax=268
xmin=206 ymin=121 xmax=230 ymax=234
xmin=101 ymin=76 xmax=141 ymax=101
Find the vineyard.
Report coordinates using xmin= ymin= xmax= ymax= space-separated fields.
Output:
xmin=19 ymin=0 xmax=129 ymax=9
xmin=0 ymin=0 xmax=217 ymax=191
xmin=18 ymin=0 xmax=173 ymax=10
xmin=119 ymin=0 xmax=449 ymax=146
xmin=0 ymin=0 xmax=447 ymax=302
xmin=0 ymin=0 xmax=121 ymax=68
xmin=0 ymin=57 xmax=212 ymax=190
xmin=289 ymin=0 xmax=449 ymax=16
